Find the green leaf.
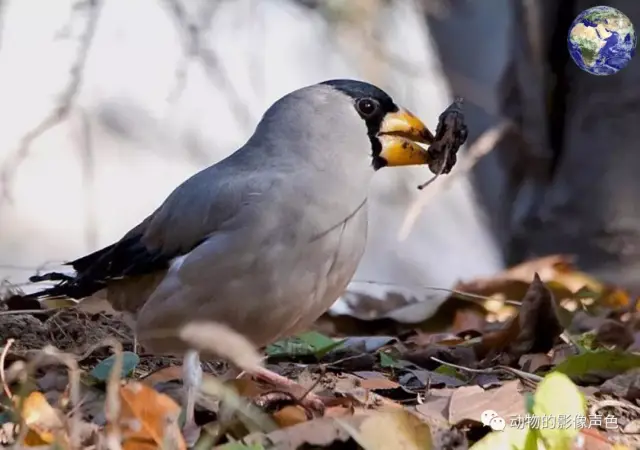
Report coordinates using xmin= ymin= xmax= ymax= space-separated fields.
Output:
xmin=298 ymin=331 xmax=345 ymax=358
xmin=524 ymin=392 xmax=535 ymax=414
xmin=89 ymin=351 xmax=140 ymax=382
xmin=265 ymin=337 xmax=314 ymax=357
xmin=469 ymin=426 xmax=535 ymax=450
xmin=266 ymin=332 xmax=344 ymax=359
xmin=214 ymin=443 xmax=265 ymax=450
xmin=297 ymin=331 xmax=336 ymax=350
xmin=435 ymin=364 xmax=464 ymax=380
xmin=379 ymin=352 xmax=402 ymax=368
xmin=572 ymin=331 xmax=598 ymax=351
xmin=532 ymin=372 xmax=585 ymax=450
xmin=552 ymin=350 xmax=640 ymax=379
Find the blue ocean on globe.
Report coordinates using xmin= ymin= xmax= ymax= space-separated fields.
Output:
xmin=568 ymin=6 xmax=636 ymax=75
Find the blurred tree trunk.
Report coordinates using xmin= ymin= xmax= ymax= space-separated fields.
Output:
xmin=426 ymin=0 xmax=640 ymax=291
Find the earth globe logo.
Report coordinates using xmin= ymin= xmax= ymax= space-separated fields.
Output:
xmin=568 ymin=6 xmax=636 ymax=75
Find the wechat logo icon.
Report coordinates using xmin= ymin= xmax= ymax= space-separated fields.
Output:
xmin=481 ymin=410 xmax=506 ymax=431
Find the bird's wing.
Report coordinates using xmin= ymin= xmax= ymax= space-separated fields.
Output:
xmin=35 ymin=161 xmax=256 ymax=300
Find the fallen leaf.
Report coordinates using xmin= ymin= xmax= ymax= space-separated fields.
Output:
xmin=353 ymin=410 xmax=433 ymax=450
xmin=553 ymin=351 xmax=640 ymax=382
xmin=141 ymin=365 xmax=183 ymax=386
xmin=40 ymin=298 xmax=78 ymax=309
xmin=272 ymin=406 xmax=308 ymax=428
xmin=414 ymin=388 xmax=457 ymax=424
xmin=451 ymin=307 xmax=486 ymax=333
xmin=532 ymin=373 xmax=585 ymax=450
xmin=242 ymin=415 xmax=354 ymax=448
xmin=599 ymin=368 xmax=640 ymax=401
xmin=358 ymin=377 xmax=401 ymax=390
xmin=448 ymin=380 xmax=526 ymax=425
xmin=474 ymin=273 xmax=563 ymax=363
xmin=340 ymin=336 xmax=397 ymax=353
xmin=89 ymin=352 xmax=140 ymax=382
xmin=456 ymin=255 xmax=577 ymax=298
xmin=113 ymin=381 xmax=186 ymax=450
xmin=379 ymin=351 xmax=403 ymax=368
xmin=16 ymin=391 xmax=67 ymax=447
xmin=469 ymin=425 xmax=534 ymax=450
xmin=401 ymin=344 xmax=477 ymax=370
xmin=518 ymin=353 xmax=553 ymax=373
xmin=215 ymin=443 xmax=266 ymax=450
xmin=594 ymin=319 xmax=635 ymax=350
xmin=398 ymin=369 xmax=464 ymax=390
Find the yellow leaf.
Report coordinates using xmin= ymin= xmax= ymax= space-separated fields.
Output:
xmin=113 ymin=381 xmax=186 ymax=450
xmin=469 ymin=426 xmax=535 ymax=450
xmin=532 ymin=373 xmax=585 ymax=450
xmin=272 ymin=406 xmax=308 ymax=428
xmin=347 ymin=410 xmax=432 ymax=450
xmin=16 ymin=391 xmax=67 ymax=447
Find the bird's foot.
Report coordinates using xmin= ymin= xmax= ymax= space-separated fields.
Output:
xmin=250 ymin=366 xmax=330 ymax=415
xmin=182 ymin=350 xmax=203 ymax=446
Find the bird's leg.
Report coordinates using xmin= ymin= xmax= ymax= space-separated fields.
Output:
xmin=251 ymin=366 xmax=328 ymax=413
xmin=182 ymin=350 xmax=202 ymax=445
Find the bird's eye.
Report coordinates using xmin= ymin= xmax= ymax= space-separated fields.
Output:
xmin=356 ymin=98 xmax=379 ymax=117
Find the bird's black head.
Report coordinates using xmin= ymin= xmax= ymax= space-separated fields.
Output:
xmin=321 ymin=79 xmax=433 ymax=170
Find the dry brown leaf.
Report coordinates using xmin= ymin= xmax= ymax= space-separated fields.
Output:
xmin=599 ymin=368 xmax=640 ymax=401
xmin=448 ymin=380 xmax=525 ymax=425
xmin=455 ymin=255 xmax=603 ymax=305
xmin=243 ymin=415 xmax=355 ymax=448
xmin=594 ymin=319 xmax=635 ymax=350
xmin=518 ymin=353 xmax=553 ymax=373
xmin=16 ymin=391 xmax=67 ymax=447
xmin=451 ymin=308 xmax=486 ymax=333
xmin=140 ymin=366 xmax=183 ymax=386
xmin=474 ymin=273 xmax=563 ymax=363
xmin=414 ymin=388 xmax=458 ymax=424
xmin=359 ymin=377 xmax=401 ymax=390
xmin=114 ymin=381 xmax=186 ymax=450
xmin=353 ymin=409 xmax=433 ymax=450
xmin=272 ymin=405 xmax=309 ymax=428
xmin=228 ymin=377 xmax=274 ymax=399
xmin=244 ymin=409 xmax=432 ymax=450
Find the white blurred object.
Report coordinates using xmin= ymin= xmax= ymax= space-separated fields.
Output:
xmin=0 ymin=0 xmax=503 ymax=322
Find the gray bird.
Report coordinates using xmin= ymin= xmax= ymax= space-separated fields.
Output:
xmin=24 ymin=79 xmax=436 ymax=432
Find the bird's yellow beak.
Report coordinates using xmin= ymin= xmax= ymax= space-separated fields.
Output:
xmin=377 ymin=108 xmax=435 ymax=166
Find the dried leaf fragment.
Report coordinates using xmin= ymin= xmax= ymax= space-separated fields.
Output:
xmin=16 ymin=391 xmax=67 ymax=447
xmin=113 ymin=381 xmax=186 ymax=450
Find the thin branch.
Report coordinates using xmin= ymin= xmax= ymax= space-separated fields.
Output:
xmin=162 ymin=0 xmax=254 ymax=129
xmin=0 ymin=0 xmax=103 ymax=203
xmin=78 ymin=109 xmax=98 ymax=251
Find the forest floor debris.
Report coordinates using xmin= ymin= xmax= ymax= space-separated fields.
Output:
xmin=1 ymin=254 xmax=639 ymax=449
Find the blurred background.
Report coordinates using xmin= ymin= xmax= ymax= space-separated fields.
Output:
xmin=0 ymin=0 xmax=638 ymax=324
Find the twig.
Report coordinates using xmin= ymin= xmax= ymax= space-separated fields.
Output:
xmin=103 ymin=338 xmax=123 ymax=450
xmin=0 ymin=309 xmax=53 ymax=316
xmin=0 ymin=0 xmax=103 ymax=203
xmin=299 ymin=366 xmax=326 ymax=403
xmin=430 ymin=356 xmax=543 ymax=384
xmin=161 ymin=0 xmax=254 ymax=129
xmin=398 ymin=120 xmax=513 ymax=241
xmin=40 ymin=346 xmax=81 ymax=448
xmin=78 ymin=109 xmax=98 ymax=251
xmin=0 ymin=339 xmax=14 ymax=398
xmin=351 ymin=279 xmax=523 ymax=307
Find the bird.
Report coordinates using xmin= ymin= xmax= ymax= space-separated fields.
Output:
xmin=20 ymin=79 xmax=438 ymax=434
